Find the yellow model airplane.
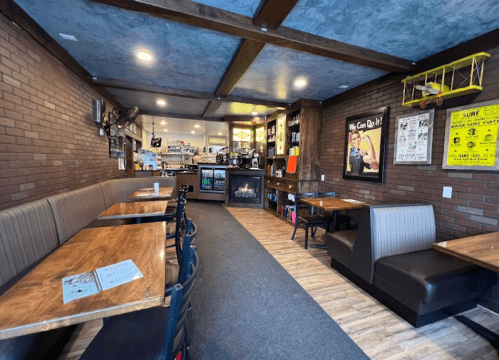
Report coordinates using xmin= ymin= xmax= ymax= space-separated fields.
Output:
xmin=402 ymin=52 xmax=490 ymax=109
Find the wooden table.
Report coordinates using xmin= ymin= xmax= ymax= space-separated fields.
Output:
xmin=433 ymin=232 xmax=499 ymax=345
xmin=433 ymin=232 xmax=499 ymax=273
xmin=98 ymin=201 xmax=168 ymax=221
xmin=0 ymin=222 xmax=169 ymax=340
xmin=299 ymin=197 xmax=364 ymax=249
xmin=128 ymin=187 xmax=174 ymax=201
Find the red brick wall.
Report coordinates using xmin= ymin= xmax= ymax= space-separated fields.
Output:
xmin=320 ymin=46 xmax=499 ymax=312
xmin=0 ymin=14 xmax=123 ymax=210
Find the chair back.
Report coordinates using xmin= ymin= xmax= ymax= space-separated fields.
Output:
xmin=316 ymin=192 xmax=336 ymax=198
xmin=162 ymin=243 xmax=199 ymax=360
xmin=173 ymin=195 xmax=187 ymax=262
xmin=293 ymin=192 xmax=315 ymax=217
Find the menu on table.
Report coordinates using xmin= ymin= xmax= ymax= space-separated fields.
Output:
xmin=62 ymin=260 xmax=143 ymax=304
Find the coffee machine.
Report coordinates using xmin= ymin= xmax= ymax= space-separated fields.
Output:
xmin=238 ymin=148 xmax=254 ymax=169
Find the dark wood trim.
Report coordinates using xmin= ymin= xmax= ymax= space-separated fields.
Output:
xmin=214 ymin=39 xmax=265 ymax=97
xmin=139 ymin=110 xmax=223 ymax=122
xmin=252 ymin=0 xmax=299 ymax=30
xmin=88 ymin=0 xmax=413 ymax=73
xmin=94 ymin=78 xmax=289 ymax=109
xmin=202 ymin=100 xmax=222 ymax=118
xmin=0 ymin=0 xmax=121 ymax=107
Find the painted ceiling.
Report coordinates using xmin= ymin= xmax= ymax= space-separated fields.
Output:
xmin=11 ymin=0 xmax=499 ymax=132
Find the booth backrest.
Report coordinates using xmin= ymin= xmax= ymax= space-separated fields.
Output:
xmin=47 ymin=184 xmax=107 ymax=245
xmin=0 ymin=199 xmax=59 ymax=287
xmin=100 ymin=177 xmax=177 ymax=208
xmin=350 ymin=203 xmax=435 ymax=284
xmin=371 ymin=204 xmax=436 ymax=262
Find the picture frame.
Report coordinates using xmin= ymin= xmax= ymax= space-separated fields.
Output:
xmin=393 ymin=109 xmax=434 ymax=165
xmin=443 ymin=99 xmax=499 ymax=171
xmin=343 ymin=107 xmax=389 ymax=183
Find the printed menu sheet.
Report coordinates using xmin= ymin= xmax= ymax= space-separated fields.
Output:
xmin=395 ymin=112 xmax=430 ymax=163
xmin=62 ymin=260 xmax=143 ymax=304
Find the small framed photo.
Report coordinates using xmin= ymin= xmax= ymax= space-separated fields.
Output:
xmin=343 ymin=107 xmax=389 ymax=183
xmin=393 ymin=109 xmax=434 ymax=165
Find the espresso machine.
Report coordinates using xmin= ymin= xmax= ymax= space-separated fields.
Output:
xmin=238 ymin=148 xmax=254 ymax=169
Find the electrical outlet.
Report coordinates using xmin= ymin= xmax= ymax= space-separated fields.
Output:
xmin=443 ymin=186 xmax=452 ymax=198
xmin=321 ymin=174 xmax=325 ymax=181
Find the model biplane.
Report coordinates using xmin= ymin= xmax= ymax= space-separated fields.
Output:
xmin=402 ymin=52 xmax=490 ymax=109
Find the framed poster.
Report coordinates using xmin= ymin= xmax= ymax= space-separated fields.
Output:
xmin=443 ymin=99 xmax=499 ymax=170
xmin=343 ymin=107 xmax=389 ymax=183
xmin=394 ymin=109 xmax=434 ymax=165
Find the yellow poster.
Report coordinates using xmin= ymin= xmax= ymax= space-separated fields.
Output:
xmin=447 ymin=105 xmax=499 ymax=166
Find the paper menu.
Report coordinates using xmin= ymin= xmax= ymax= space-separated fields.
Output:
xmin=62 ymin=260 xmax=143 ymax=304
xmin=341 ymin=199 xmax=363 ymax=204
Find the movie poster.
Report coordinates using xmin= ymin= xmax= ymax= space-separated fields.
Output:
xmin=343 ymin=107 xmax=389 ymax=183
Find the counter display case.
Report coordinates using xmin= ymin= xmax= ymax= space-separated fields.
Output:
xmin=199 ymin=165 xmax=227 ymax=194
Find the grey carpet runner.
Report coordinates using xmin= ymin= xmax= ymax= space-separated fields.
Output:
xmin=186 ymin=201 xmax=369 ymax=360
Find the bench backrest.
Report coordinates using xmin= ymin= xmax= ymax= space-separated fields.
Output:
xmin=100 ymin=177 xmax=177 ymax=208
xmin=47 ymin=184 xmax=107 ymax=245
xmin=0 ymin=200 xmax=59 ymax=287
xmin=351 ymin=203 xmax=435 ymax=284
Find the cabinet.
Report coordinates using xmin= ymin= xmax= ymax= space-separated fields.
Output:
xmin=263 ymin=100 xmax=322 ymax=222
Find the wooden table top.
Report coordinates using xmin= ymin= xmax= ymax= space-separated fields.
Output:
xmin=433 ymin=232 xmax=499 ymax=273
xmin=300 ymin=197 xmax=365 ymax=212
xmin=98 ymin=201 xmax=168 ymax=220
xmin=0 ymin=222 xmax=169 ymax=340
xmin=128 ymin=187 xmax=174 ymax=200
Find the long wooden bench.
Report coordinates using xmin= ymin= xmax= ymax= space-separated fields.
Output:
xmin=325 ymin=203 xmax=496 ymax=327
xmin=0 ymin=176 xmax=176 ymax=359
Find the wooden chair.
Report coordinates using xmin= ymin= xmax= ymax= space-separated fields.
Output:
xmin=291 ymin=192 xmax=331 ymax=249
xmin=80 ymin=235 xmax=199 ymax=360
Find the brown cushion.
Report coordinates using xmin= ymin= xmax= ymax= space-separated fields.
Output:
xmin=331 ymin=229 xmax=356 ymax=248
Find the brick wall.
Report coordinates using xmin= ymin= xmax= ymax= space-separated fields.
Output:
xmin=0 ymin=14 xmax=123 ymax=210
xmin=319 ymin=45 xmax=499 ymax=312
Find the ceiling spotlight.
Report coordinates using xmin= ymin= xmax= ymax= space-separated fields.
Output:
xmin=218 ymin=132 xmax=222 ymax=135
xmin=294 ymin=78 xmax=307 ymax=89
xmin=339 ymin=84 xmax=349 ymax=89
xmin=136 ymin=51 xmax=153 ymax=62
xmin=194 ymin=124 xmax=200 ymax=128
xmin=191 ymin=131 xmax=195 ymax=134
xmin=160 ymin=120 xmax=166 ymax=125
xmin=252 ymin=111 xmax=258 ymax=116
xmin=156 ymin=99 xmax=167 ymax=107
xmin=163 ymin=129 xmax=168 ymax=132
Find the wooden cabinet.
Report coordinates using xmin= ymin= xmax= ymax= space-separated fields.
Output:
xmin=263 ymin=100 xmax=322 ymax=221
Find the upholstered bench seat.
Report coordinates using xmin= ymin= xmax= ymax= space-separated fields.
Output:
xmin=374 ymin=249 xmax=491 ymax=309
xmin=325 ymin=230 xmax=356 ymax=268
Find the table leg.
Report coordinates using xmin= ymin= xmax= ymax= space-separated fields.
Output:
xmin=455 ymin=315 xmax=499 ymax=350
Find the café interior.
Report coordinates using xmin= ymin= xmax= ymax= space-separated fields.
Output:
xmin=2 ymin=0 xmax=499 ymax=359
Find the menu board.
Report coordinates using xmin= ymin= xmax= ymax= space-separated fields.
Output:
xmin=394 ymin=110 xmax=434 ymax=164
xmin=443 ymin=100 xmax=499 ymax=170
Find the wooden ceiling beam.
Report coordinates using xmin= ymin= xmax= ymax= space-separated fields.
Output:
xmin=0 ymin=0 xmax=121 ymax=107
xmin=202 ymin=100 xmax=223 ymax=118
xmin=93 ymin=78 xmax=289 ymax=109
xmin=252 ymin=0 xmax=299 ymax=30
xmin=138 ymin=111 xmax=223 ymax=122
xmin=89 ymin=0 xmax=413 ymax=73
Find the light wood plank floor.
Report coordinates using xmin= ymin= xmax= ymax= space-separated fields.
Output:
xmin=60 ymin=207 xmax=499 ymax=359
xmin=227 ymin=207 xmax=499 ymax=360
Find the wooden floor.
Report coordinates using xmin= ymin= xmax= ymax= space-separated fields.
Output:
xmin=60 ymin=207 xmax=499 ymax=360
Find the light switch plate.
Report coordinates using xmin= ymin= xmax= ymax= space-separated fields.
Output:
xmin=321 ymin=175 xmax=325 ymax=181
xmin=443 ymin=186 xmax=452 ymax=198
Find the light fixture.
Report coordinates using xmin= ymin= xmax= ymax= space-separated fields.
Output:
xmin=156 ymin=99 xmax=166 ymax=107
xmin=163 ymin=129 xmax=168 ymax=132
xmin=194 ymin=124 xmax=200 ymax=128
xmin=218 ymin=132 xmax=222 ymax=135
xmin=191 ymin=131 xmax=195 ymax=134
xmin=137 ymin=51 xmax=152 ymax=62
xmin=339 ymin=84 xmax=349 ymax=89
xmin=252 ymin=111 xmax=258 ymax=116
xmin=160 ymin=120 xmax=166 ymax=125
xmin=294 ymin=78 xmax=307 ymax=89
xmin=59 ymin=33 xmax=77 ymax=41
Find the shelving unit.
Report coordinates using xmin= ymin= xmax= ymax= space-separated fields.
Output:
xmin=263 ymin=100 xmax=322 ymax=222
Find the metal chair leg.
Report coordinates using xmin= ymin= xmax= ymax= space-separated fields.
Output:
xmin=304 ymin=225 xmax=309 ymax=249
xmin=291 ymin=222 xmax=298 ymax=240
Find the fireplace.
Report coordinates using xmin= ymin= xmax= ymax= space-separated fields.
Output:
xmin=227 ymin=170 xmax=264 ymax=208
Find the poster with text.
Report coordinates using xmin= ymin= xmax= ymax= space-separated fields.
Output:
xmin=443 ymin=100 xmax=499 ymax=170
xmin=394 ymin=109 xmax=434 ymax=165
xmin=343 ymin=107 xmax=389 ymax=183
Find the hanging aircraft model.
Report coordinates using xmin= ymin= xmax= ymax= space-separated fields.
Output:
xmin=402 ymin=52 xmax=490 ymax=109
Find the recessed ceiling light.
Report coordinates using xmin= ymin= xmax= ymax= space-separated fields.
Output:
xmin=156 ymin=99 xmax=166 ymax=107
xmin=191 ymin=131 xmax=195 ymax=134
xmin=137 ymin=51 xmax=152 ymax=62
xmin=339 ymin=84 xmax=349 ymax=89
xmin=218 ymin=132 xmax=222 ymax=135
xmin=194 ymin=124 xmax=200 ymax=128
xmin=59 ymin=33 xmax=77 ymax=41
xmin=163 ymin=129 xmax=168 ymax=132
xmin=252 ymin=111 xmax=258 ymax=116
xmin=160 ymin=121 xmax=166 ymax=125
xmin=294 ymin=78 xmax=307 ymax=89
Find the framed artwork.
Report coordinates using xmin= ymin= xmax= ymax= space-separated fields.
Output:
xmin=343 ymin=107 xmax=389 ymax=183
xmin=443 ymin=99 xmax=499 ymax=170
xmin=394 ymin=109 xmax=434 ymax=165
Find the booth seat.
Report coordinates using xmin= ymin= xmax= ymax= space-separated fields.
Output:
xmin=0 ymin=176 xmax=176 ymax=359
xmin=325 ymin=203 xmax=495 ymax=327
